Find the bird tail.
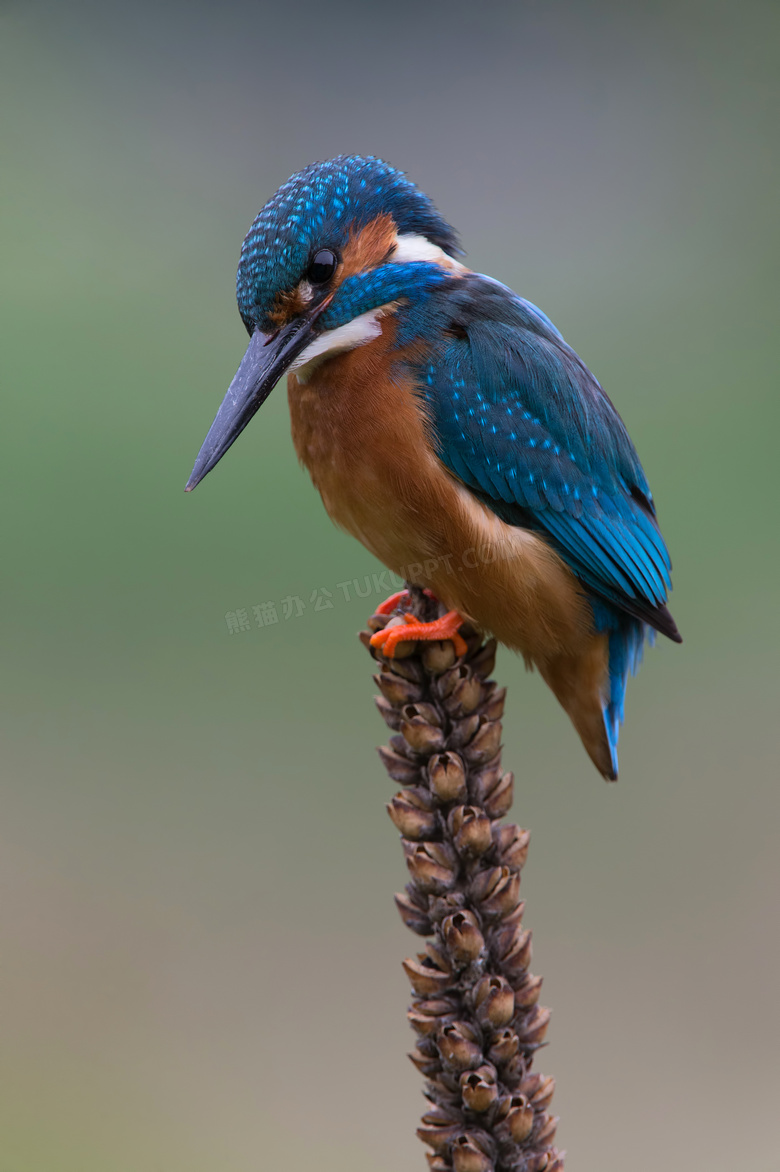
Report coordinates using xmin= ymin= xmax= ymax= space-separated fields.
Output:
xmin=601 ymin=618 xmax=648 ymax=778
xmin=539 ymin=616 xmax=647 ymax=780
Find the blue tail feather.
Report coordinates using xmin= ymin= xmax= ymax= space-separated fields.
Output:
xmin=592 ymin=601 xmax=648 ymax=777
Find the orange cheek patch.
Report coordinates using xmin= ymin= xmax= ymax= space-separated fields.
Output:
xmin=337 ymin=213 xmax=398 ymax=281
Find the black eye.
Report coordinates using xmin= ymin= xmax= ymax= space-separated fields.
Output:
xmin=307 ymin=248 xmax=338 ymax=284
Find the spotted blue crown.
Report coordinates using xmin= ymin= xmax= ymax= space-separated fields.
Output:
xmin=236 ymin=155 xmax=461 ymax=331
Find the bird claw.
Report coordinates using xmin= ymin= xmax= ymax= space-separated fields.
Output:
xmin=370 ymin=610 xmax=468 ymax=659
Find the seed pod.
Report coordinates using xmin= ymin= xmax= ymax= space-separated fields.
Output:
xmin=469 ymin=638 xmax=497 ymax=678
xmin=528 ymin=1074 xmax=556 ymax=1111
xmin=464 ymin=718 xmax=502 ymax=765
xmin=394 ymin=890 xmax=433 ymax=935
xmin=483 ymin=771 xmax=514 ymax=818
xmin=445 ymin=670 xmax=483 ymax=715
xmin=514 ymin=973 xmax=543 ymax=1008
xmin=474 ymin=975 xmax=515 ymax=1028
xmin=494 ymin=824 xmax=530 ymax=869
xmin=469 ymin=758 xmax=503 ymax=803
xmin=409 ymin=1044 xmax=441 ymax=1074
xmin=401 ymin=711 xmax=446 ymax=754
xmin=501 ymin=927 xmax=533 ymax=981
xmin=417 ymin=1122 xmax=462 ymax=1154
xmin=442 ymin=910 xmax=485 ymax=964
xmin=526 ymin=1154 xmax=551 ymax=1172
xmin=487 ymin=1028 xmax=519 ymax=1066
xmin=451 ymin=1134 xmax=494 ymax=1172
xmin=481 ymin=685 xmax=506 ymax=721
xmin=535 ymin=1114 xmax=559 ymax=1146
xmin=505 ymin=1095 xmax=535 ymax=1143
xmin=387 ymin=793 xmax=439 ymax=839
xmin=408 ymin=997 xmax=456 ymax=1037
xmin=375 ymin=667 xmax=423 ymax=707
xmin=428 ymin=752 xmax=468 ymax=802
xmin=422 ymin=639 xmax=457 ymax=674
xmin=450 ymin=806 xmax=493 ymax=857
xmin=404 ymin=841 xmax=458 ymax=894
xmin=460 ymin=1066 xmax=499 ymax=1113
xmin=517 ymin=1005 xmax=551 ymax=1047
xmin=492 ymin=904 xmax=526 ymax=957
xmin=469 ymin=865 xmax=503 ymax=904
xmin=377 ymin=744 xmax=421 ymax=783
xmin=480 ymin=868 xmax=521 ymax=919
xmin=403 ymin=955 xmax=452 ymax=997
xmin=438 ymin=1022 xmax=483 ymax=1070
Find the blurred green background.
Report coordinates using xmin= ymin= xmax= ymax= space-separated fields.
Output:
xmin=2 ymin=1 xmax=778 ymax=1169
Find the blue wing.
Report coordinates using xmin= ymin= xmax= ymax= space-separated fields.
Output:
xmin=416 ymin=275 xmax=680 ymax=641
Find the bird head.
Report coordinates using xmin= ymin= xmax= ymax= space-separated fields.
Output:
xmin=186 ymin=155 xmax=461 ymax=490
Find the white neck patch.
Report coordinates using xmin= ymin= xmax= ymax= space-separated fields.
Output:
xmin=390 ymin=233 xmax=467 ymax=273
xmin=290 ymin=307 xmax=388 ymax=383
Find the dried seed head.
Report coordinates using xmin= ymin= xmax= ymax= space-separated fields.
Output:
xmin=451 ymin=1134 xmax=494 ymax=1172
xmin=417 ymin=1122 xmax=463 ymax=1154
xmin=422 ymin=640 xmax=457 ymax=673
xmin=527 ymin=1074 xmax=556 ymax=1111
xmin=487 ymin=1028 xmax=520 ymax=1066
xmin=401 ymin=712 xmax=447 ymax=754
xmin=387 ymin=794 xmax=439 ymax=839
xmin=442 ymin=910 xmax=485 ymax=963
xmin=460 ymin=1066 xmax=499 ymax=1113
xmin=464 ymin=718 xmax=502 ymax=765
xmin=517 ymin=1005 xmax=551 ymax=1048
xmin=395 ymin=890 xmax=433 ymax=936
xmin=450 ymin=805 xmax=493 ymax=856
xmin=403 ymin=955 xmax=453 ymax=997
xmin=480 ymin=868 xmax=521 ymax=919
xmin=514 ymin=973 xmax=543 ymax=1008
xmin=494 ymin=824 xmax=531 ymax=869
xmin=469 ymin=865 xmax=504 ymax=904
xmin=481 ymin=685 xmax=507 ymax=721
xmin=535 ymin=1114 xmax=559 ymax=1146
xmin=429 ymin=752 xmax=468 ymax=803
xmin=505 ymin=1095 xmax=535 ymax=1143
xmin=474 ymin=975 xmax=516 ymax=1027
xmin=469 ymin=638 xmax=497 ymax=678
xmin=438 ymin=1021 xmax=483 ymax=1070
xmin=501 ymin=927 xmax=534 ymax=981
xmin=446 ymin=671 xmax=483 ymax=715
xmin=483 ymin=771 xmax=514 ymax=818
xmin=409 ymin=1045 xmax=442 ymax=1074
xmin=377 ymin=744 xmax=422 ymax=784
xmin=526 ymin=1153 xmax=551 ymax=1172
xmin=404 ymin=841 xmax=458 ymax=894
xmin=375 ymin=667 xmax=423 ymax=707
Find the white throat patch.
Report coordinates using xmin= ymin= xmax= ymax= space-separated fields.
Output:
xmin=290 ymin=307 xmax=388 ymax=383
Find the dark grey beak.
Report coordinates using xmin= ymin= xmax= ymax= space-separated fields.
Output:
xmin=185 ymin=304 xmax=329 ymax=492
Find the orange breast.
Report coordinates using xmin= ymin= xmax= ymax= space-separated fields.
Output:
xmin=287 ymin=316 xmax=594 ymax=665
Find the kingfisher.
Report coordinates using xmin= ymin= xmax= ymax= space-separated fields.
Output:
xmin=186 ymin=155 xmax=681 ymax=780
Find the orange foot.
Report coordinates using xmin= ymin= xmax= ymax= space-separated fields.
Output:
xmin=370 ymin=610 xmax=468 ymax=659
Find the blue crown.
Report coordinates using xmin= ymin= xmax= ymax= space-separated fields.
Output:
xmin=236 ymin=155 xmax=460 ymax=329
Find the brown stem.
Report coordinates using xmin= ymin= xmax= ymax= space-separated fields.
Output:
xmin=361 ymin=591 xmax=564 ymax=1172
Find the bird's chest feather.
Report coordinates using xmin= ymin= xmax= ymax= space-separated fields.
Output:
xmin=287 ymin=324 xmax=449 ymax=569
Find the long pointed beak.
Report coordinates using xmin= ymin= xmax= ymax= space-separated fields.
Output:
xmin=185 ymin=304 xmax=328 ymax=491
